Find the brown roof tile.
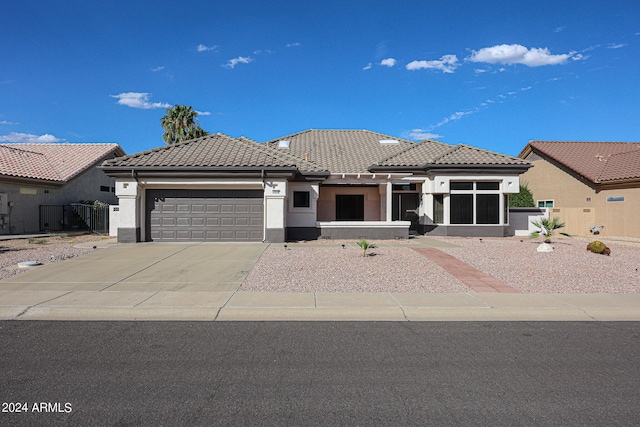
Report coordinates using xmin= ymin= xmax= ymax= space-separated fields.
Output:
xmin=378 ymin=142 xmax=529 ymax=168
xmin=0 ymin=143 xmax=123 ymax=182
xmin=264 ymin=129 xmax=417 ymax=173
xmin=523 ymin=141 xmax=640 ymax=183
xmin=433 ymin=144 xmax=530 ymax=166
xmin=102 ymin=133 xmax=326 ymax=172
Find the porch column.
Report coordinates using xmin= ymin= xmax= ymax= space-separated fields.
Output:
xmin=264 ymin=179 xmax=287 ymax=242
xmin=114 ymin=178 xmax=140 ymax=243
xmin=386 ymin=182 xmax=392 ymax=221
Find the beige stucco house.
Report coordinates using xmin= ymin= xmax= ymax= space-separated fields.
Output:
xmin=0 ymin=143 xmax=124 ymax=234
xmin=518 ymin=141 xmax=640 ymax=238
xmin=102 ymin=129 xmax=531 ymax=243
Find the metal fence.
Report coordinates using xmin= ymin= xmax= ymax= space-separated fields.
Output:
xmin=39 ymin=204 xmax=109 ymax=233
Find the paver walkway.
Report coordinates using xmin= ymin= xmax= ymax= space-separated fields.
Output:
xmin=412 ymin=248 xmax=519 ymax=293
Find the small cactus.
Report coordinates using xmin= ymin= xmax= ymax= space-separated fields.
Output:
xmin=587 ymin=240 xmax=610 ymax=256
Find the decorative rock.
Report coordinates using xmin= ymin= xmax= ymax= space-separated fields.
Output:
xmin=536 ymin=243 xmax=554 ymax=252
xmin=18 ymin=261 xmax=43 ymax=268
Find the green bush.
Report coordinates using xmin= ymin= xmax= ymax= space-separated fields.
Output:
xmin=509 ymin=182 xmax=535 ymax=208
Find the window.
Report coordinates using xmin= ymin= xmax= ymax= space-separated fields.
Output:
xmin=100 ymin=186 xmax=110 ymax=192
xmin=606 ymin=196 xmax=625 ymax=203
xmin=451 ymin=181 xmax=473 ymax=190
xmin=392 ymin=183 xmax=416 ymax=191
xmin=293 ymin=191 xmax=310 ymax=208
xmin=433 ymin=194 xmax=444 ymax=224
xmin=450 ymin=194 xmax=474 ymax=224
xmin=449 ymin=181 xmax=501 ymax=225
xmin=336 ymin=195 xmax=364 ymax=221
xmin=476 ymin=194 xmax=500 ymax=224
xmin=537 ymin=200 xmax=554 ymax=208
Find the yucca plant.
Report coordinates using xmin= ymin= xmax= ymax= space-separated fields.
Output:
xmin=356 ymin=238 xmax=377 ymax=257
xmin=530 ymin=217 xmax=571 ymax=243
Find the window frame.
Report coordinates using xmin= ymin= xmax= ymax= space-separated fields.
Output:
xmin=448 ymin=181 xmax=502 ymax=225
xmin=292 ymin=191 xmax=311 ymax=208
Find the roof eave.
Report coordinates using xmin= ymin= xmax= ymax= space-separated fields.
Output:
xmin=100 ymin=165 xmax=303 ymax=180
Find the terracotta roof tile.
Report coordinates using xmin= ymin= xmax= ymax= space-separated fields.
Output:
xmin=0 ymin=143 xmax=122 ymax=182
xmin=524 ymin=141 xmax=640 ymax=183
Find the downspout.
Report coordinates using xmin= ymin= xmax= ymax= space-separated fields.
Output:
xmin=131 ymin=169 xmax=141 ymax=242
xmin=261 ymin=169 xmax=266 ymax=242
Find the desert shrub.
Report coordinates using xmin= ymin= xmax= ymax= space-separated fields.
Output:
xmin=587 ymin=240 xmax=611 ymax=256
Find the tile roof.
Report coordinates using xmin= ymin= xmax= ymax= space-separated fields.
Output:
xmin=378 ymin=142 xmax=529 ymax=168
xmin=0 ymin=143 xmax=123 ymax=182
xmin=101 ymin=133 xmax=326 ymax=172
xmin=522 ymin=141 xmax=640 ymax=183
xmin=263 ymin=129 xmax=419 ymax=173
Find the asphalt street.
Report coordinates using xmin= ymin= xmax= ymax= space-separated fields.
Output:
xmin=1 ymin=321 xmax=639 ymax=426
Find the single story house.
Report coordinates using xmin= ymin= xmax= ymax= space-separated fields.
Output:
xmin=518 ymin=141 xmax=640 ymax=238
xmin=0 ymin=143 xmax=125 ymax=234
xmin=101 ymin=129 xmax=531 ymax=243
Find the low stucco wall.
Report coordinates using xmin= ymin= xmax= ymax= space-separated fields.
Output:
xmin=317 ymin=221 xmax=410 ymax=240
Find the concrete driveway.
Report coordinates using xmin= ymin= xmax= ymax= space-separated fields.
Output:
xmin=0 ymin=242 xmax=267 ymax=320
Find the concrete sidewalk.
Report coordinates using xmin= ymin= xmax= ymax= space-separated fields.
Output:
xmin=1 ymin=240 xmax=640 ymax=321
xmin=2 ymin=289 xmax=639 ymax=322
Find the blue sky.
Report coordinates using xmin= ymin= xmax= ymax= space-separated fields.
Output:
xmin=1 ymin=1 xmax=639 ymax=156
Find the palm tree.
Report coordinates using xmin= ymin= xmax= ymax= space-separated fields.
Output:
xmin=160 ymin=104 xmax=209 ymax=145
xmin=530 ymin=217 xmax=571 ymax=243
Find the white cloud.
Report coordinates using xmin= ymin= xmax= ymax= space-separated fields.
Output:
xmin=110 ymin=92 xmax=170 ymax=109
xmin=432 ymin=110 xmax=478 ymax=129
xmin=554 ymin=26 xmax=565 ymax=33
xmin=196 ymin=110 xmax=211 ymax=116
xmin=1 ymin=120 xmax=17 ymax=125
xmin=286 ymin=42 xmax=301 ymax=47
xmin=0 ymin=132 xmax=63 ymax=143
xmin=363 ymin=63 xmax=372 ymax=70
xmin=151 ymin=66 xmax=165 ymax=72
xmin=380 ymin=58 xmax=396 ymax=67
xmin=406 ymin=54 xmax=459 ymax=73
xmin=224 ymin=56 xmax=253 ymax=69
xmin=197 ymin=44 xmax=218 ymax=52
xmin=474 ymin=68 xmax=488 ymax=73
xmin=607 ymin=43 xmax=626 ymax=49
xmin=468 ymin=44 xmax=574 ymax=67
xmin=406 ymin=129 xmax=442 ymax=141
xmin=521 ymin=86 xmax=532 ymax=91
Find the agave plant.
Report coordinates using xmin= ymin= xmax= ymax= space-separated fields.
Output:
xmin=356 ymin=238 xmax=377 ymax=257
xmin=530 ymin=217 xmax=571 ymax=243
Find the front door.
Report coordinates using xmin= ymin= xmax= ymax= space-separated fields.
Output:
xmin=392 ymin=193 xmax=420 ymax=234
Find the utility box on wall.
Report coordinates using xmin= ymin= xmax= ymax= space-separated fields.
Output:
xmin=0 ymin=193 xmax=8 ymax=215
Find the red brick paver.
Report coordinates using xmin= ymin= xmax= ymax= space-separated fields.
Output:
xmin=412 ymin=248 xmax=519 ymax=293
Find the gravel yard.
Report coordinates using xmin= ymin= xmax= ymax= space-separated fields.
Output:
xmin=241 ymin=244 xmax=469 ymax=293
xmin=0 ymin=234 xmax=106 ymax=281
xmin=241 ymin=237 xmax=640 ymax=293
xmin=437 ymin=237 xmax=640 ymax=293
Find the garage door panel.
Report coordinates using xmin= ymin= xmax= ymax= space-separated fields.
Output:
xmin=146 ymin=189 xmax=264 ymax=242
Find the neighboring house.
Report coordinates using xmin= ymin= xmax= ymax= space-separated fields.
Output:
xmin=518 ymin=141 xmax=640 ymax=238
xmin=100 ymin=129 xmax=530 ymax=243
xmin=0 ymin=143 xmax=125 ymax=235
